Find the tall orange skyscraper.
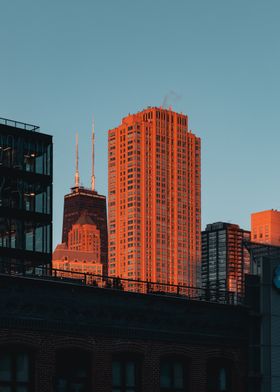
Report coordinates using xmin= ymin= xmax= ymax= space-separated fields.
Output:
xmin=108 ymin=107 xmax=201 ymax=287
xmin=251 ymin=209 xmax=280 ymax=246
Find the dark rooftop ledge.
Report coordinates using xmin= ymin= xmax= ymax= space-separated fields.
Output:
xmin=0 ymin=117 xmax=40 ymax=132
xmin=0 ymin=263 xmax=245 ymax=307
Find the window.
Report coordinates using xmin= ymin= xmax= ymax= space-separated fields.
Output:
xmin=207 ymin=359 xmax=232 ymax=392
xmin=112 ymin=355 xmax=141 ymax=392
xmin=160 ymin=358 xmax=187 ymax=392
xmin=55 ymin=349 xmax=91 ymax=392
xmin=0 ymin=350 xmax=33 ymax=392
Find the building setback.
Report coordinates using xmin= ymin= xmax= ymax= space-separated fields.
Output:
xmin=0 ymin=117 xmax=52 ymax=268
xmin=251 ymin=209 xmax=280 ymax=246
xmin=108 ymin=107 xmax=201 ymax=287
xmin=201 ymin=222 xmax=250 ymax=294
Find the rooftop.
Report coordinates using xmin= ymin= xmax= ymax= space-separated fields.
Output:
xmin=0 ymin=116 xmax=40 ymax=132
xmin=0 ymin=262 xmax=244 ymax=307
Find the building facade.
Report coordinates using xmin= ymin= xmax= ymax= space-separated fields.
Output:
xmin=108 ymin=107 xmax=201 ymax=287
xmin=58 ymin=123 xmax=108 ymax=279
xmin=0 ymin=271 xmax=249 ymax=392
xmin=201 ymin=222 xmax=250 ymax=294
xmin=62 ymin=187 xmax=108 ymax=265
xmin=251 ymin=209 xmax=280 ymax=246
xmin=0 ymin=117 xmax=52 ymax=268
xmin=245 ymin=243 xmax=280 ymax=392
xmin=53 ymin=213 xmax=103 ymax=277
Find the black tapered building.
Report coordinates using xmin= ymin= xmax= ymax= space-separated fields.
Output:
xmin=61 ymin=123 xmax=108 ymax=265
xmin=0 ymin=117 xmax=52 ymax=268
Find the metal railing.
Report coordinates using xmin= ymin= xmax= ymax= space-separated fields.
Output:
xmin=0 ymin=117 xmax=40 ymax=132
xmin=0 ymin=262 xmax=244 ymax=306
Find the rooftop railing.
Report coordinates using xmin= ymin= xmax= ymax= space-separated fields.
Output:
xmin=0 ymin=262 xmax=244 ymax=306
xmin=0 ymin=117 xmax=40 ymax=132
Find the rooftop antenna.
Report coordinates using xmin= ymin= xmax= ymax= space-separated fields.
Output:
xmin=75 ymin=132 xmax=80 ymax=187
xmin=91 ymin=117 xmax=96 ymax=191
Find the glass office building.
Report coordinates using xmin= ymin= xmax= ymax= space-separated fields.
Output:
xmin=0 ymin=117 xmax=52 ymax=268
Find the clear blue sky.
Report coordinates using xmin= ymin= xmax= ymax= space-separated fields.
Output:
xmin=1 ymin=0 xmax=280 ymax=248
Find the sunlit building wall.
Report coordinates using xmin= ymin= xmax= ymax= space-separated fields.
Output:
xmin=108 ymin=107 xmax=201 ymax=286
xmin=251 ymin=209 xmax=280 ymax=246
xmin=52 ymin=214 xmax=103 ymax=277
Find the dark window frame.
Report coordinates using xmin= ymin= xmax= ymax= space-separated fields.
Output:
xmin=112 ymin=352 xmax=142 ymax=392
xmin=160 ymin=355 xmax=189 ymax=392
xmin=0 ymin=346 xmax=35 ymax=392
xmin=54 ymin=348 xmax=92 ymax=392
xmin=207 ymin=358 xmax=233 ymax=392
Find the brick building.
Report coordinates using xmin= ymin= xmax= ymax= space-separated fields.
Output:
xmin=53 ymin=212 xmax=104 ymax=277
xmin=108 ymin=107 xmax=201 ymax=287
xmin=0 ymin=270 xmax=250 ymax=392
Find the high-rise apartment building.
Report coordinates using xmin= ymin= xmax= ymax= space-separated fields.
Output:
xmin=0 ymin=117 xmax=52 ymax=269
xmin=251 ymin=209 xmax=280 ymax=246
xmin=108 ymin=107 xmax=201 ymax=286
xmin=201 ymin=222 xmax=250 ymax=294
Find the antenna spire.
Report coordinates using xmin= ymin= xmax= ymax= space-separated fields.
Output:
xmin=91 ymin=117 xmax=96 ymax=191
xmin=75 ymin=132 xmax=80 ymax=187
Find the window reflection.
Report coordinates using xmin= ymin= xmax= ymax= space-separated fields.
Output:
xmin=0 ymin=218 xmax=51 ymax=254
xmin=0 ymin=177 xmax=51 ymax=214
xmin=0 ymin=133 xmax=52 ymax=175
xmin=112 ymin=356 xmax=140 ymax=392
xmin=0 ymin=351 xmax=32 ymax=392
xmin=207 ymin=360 xmax=231 ymax=392
xmin=160 ymin=358 xmax=185 ymax=392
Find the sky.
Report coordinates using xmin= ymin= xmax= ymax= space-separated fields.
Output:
xmin=1 ymin=0 xmax=280 ymax=248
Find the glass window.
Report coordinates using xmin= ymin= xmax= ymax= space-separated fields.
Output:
xmin=112 ymin=355 xmax=140 ymax=392
xmin=207 ymin=360 xmax=232 ymax=392
xmin=0 ymin=351 xmax=32 ymax=392
xmin=160 ymin=358 xmax=186 ymax=392
xmin=55 ymin=349 xmax=91 ymax=392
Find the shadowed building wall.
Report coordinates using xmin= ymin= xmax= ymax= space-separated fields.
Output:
xmin=0 ymin=272 xmax=249 ymax=392
xmin=0 ymin=117 xmax=52 ymax=268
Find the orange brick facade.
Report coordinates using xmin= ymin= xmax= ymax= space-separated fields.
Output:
xmin=52 ymin=214 xmax=103 ymax=276
xmin=108 ymin=107 xmax=201 ymax=287
xmin=251 ymin=209 xmax=280 ymax=246
xmin=68 ymin=217 xmax=101 ymax=259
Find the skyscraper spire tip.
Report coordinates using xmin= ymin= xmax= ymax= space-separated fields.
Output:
xmin=91 ymin=116 xmax=96 ymax=191
xmin=75 ymin=132 xmax=80 ymax=188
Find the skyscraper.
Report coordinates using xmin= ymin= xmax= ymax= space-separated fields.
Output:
xmin=201 ymin=222 xmax=250 ymax=294
xmin=61 ymin=121 xmax=108 ymax=266
xmin=251 ymin=209 xmax=280 ymax=246
xmin=108 ymin=107 xmax=201 ymax=286
xmin=0 ymin=117 xmax=52 ymax=269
